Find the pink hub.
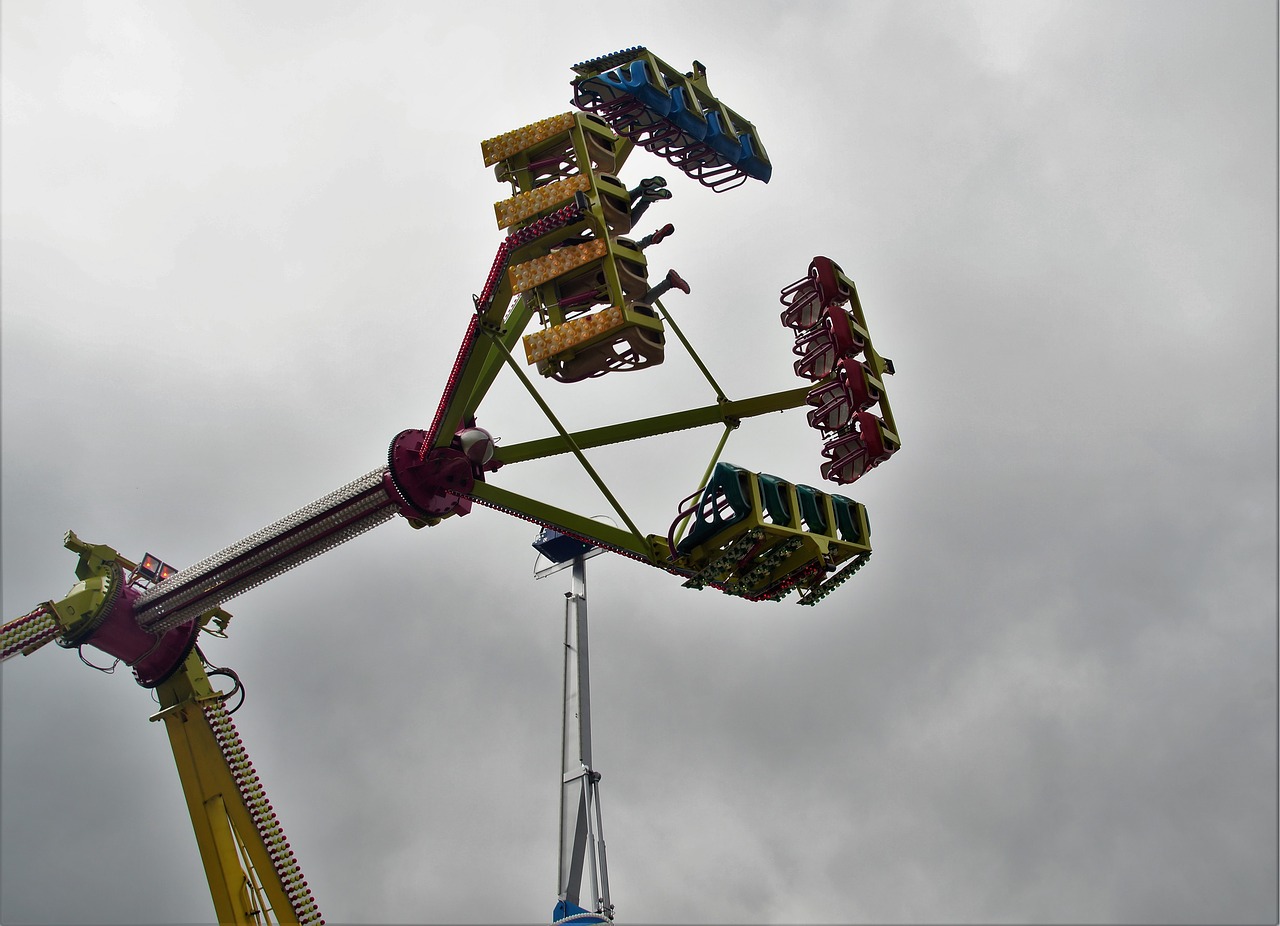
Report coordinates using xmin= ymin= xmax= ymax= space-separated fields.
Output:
xmin=387 ymin=429 xmax=475 ymax=519
xmin=82 ymin=583 xmax=200 ymax=687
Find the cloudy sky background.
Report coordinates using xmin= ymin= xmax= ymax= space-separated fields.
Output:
xmin=1 ymin=2 xmax=1275 ymax=924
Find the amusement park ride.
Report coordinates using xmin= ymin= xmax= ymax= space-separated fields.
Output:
xmin=1 ymin=46 xmax=901 ymax=925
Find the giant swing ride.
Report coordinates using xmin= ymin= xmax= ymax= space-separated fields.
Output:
xmin=1 ymin=46 xmax=901 ymax=925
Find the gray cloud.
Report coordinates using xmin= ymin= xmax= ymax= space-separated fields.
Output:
xmin=2 ymin=2 xmax=1275 ymax=924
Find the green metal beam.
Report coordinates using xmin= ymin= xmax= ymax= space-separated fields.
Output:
xmin=478 ymin=326 xmax=650 ymax=548
xmin=432 ymin=326 xmax=499 ymax=448
xmin=432 ymin=282 xmax=532 ymax=448
xmin=447 ymin=292 xmax=539 ymax=435
xmin=492 ymin=384 xmax=812 ymax=465
xmin=672 ymin=423 xmax=734 ymax=549
xmin=652 ymin=296 xmax=726 ymax=401
xmin=469 ymin=481 xmax=659 ymax=562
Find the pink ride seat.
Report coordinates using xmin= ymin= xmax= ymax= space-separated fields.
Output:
xmin=805 ymin=358 xmax=882 ymax=432
xmin=791 ymin=305 xmax=867 ymax=381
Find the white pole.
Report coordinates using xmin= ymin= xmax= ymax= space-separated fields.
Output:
xmin=556 ymin=554 xmax=612 ymax=920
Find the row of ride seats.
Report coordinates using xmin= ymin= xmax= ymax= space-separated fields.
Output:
xmin=779 ymin=257 xmax=900 ymax=485
xmin=481 ymin=111 xmax=667 ymax=382
xmin=664 ymin=462 xmax=870 ymax=600
xmin=571 ymin=47 xmax=771 ymax=190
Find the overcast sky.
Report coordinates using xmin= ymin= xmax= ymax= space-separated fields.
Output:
xmin=1 ymin=2 xmax=1276 ymax=924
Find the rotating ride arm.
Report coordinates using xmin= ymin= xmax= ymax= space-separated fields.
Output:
xmin=400 ymin=46 xmax=902 ymax=606
xmin=0 ymin=42 xmax=909 ymax=926
xmin=0 ymin=40 xmax=907 ymax=926
xmin=0 ymin=47 xmax=900 ymax=658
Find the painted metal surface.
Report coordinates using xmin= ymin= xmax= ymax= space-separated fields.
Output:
xmin=557 ymin=556 xmax=612 ymax=922
xmin=779 ymin=256 xmax=901 ymax=485
xmin=154 ymin=652 xmax=322 ymax=926
xmin=0 ymin=45 xmax=906 ymax=922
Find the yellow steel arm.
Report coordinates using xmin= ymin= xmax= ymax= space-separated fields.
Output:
xmin=153 ymin=651 xmax=320 ymax=926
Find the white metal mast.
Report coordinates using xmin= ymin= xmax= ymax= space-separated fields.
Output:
xmin=554 ymin=551 xmax=612 ymax=923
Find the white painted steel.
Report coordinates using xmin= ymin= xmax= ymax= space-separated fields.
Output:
xmin=556 ymin=556 xmax=612 ymax=920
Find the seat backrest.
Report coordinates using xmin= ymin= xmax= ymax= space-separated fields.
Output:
xmin=805 ymin=380 xmax=850 ymax=433
xmin=757 ymin=473 xmax=794 ymax=527
xmin=838 ymin=357 xmax=881 ymax=412
xmin=809 ymin=256 xmax=849 ymax=307
xmin=780 ymin=285 xmax=822 ymax=331
xmin=820 ymin=431 xmax=870 ymax=485
xmin=667 ymin=84 xmax=709 ymax=140
xmin=795 ymin=484 xmax=829 ymax=535
xmin=621 ymin=59 xmax=674 ymax=117
xmin=675 ymin=462 xmax=754 ymax=555
xmin=830 ymin=495 xmax=867 ymax=544
xmin=792 ymin=322 xmax=839 ymax=380
xmin=853 ymin=410 xmax=887 ymax=460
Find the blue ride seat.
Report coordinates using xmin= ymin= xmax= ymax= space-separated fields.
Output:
xmin=624 ymin=59 xmax=674 ymax=117
xmin=593 ymin=59 xmax=672 ymax=117
xmin=667 ymin=85 xmax=709 ymax=141
xmin=737 ymin=132 xmax=773 ymax=182
xmin=571 ymin=48 xmax=771 ymax=190
xmin=704 ymin=110 xmax=744 ymax=163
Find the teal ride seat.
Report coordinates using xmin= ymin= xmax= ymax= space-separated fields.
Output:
xmin=830 ymin=495 xmax=867 ymax=544
xmin=757 ymin=473 xmax=793 ymax=527
xmin=795 ymin=484 xmax=829 ymax=535
xmin=675 ymin=462 xmax=754 ymax=555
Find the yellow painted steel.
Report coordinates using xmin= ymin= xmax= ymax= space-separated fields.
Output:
xmin=509 ymin=240 xmax=608 ymax=294
xmin=480 ymin=111 xmax=577 ymax=167
xmin=153 ymin=652 xmax=300 ymax=926
xmin=495 ymin=175 xmax=591 ymax=228
xmin=664 ymin=464 xmax=872 ymax=599
xmin=522 ymin=306 xmax=625 ymax=363
xmin=819 ymin=262 xmax=900 ymax=456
